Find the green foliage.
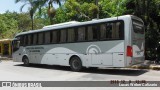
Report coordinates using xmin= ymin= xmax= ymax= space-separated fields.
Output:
xmin=34 ymin=8 xmax=50 ymax=25
xmin=0 ymin=13 xmax=18 ymax=39
xmin=0 ymin=11 xmax=44 ymax=39
xmin=54 ymin=7 xmax=69 ymax=23
xmin=52 ymin=0 xmax=127 ymax=23
xmin=53 ymin=0 xmax=99 ymax=22
xmin=99 ymin=0 xmax=127 ymax=17
xmin=124 ymin=0 xmax=160 ymax=59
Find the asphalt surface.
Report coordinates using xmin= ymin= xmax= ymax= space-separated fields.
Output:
xmin=0 ymin=60 xmax=160 ymax=90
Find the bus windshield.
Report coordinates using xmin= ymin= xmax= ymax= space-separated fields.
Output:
xmin=12 ymin=38 xmax=20 ymax=52
xmin=132 ymin=19 xmax=144 ymax=34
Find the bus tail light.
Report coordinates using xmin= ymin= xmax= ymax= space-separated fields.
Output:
xmin=127 ymin=46 xmax=133 ymax=57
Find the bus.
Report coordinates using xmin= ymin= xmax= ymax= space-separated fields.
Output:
xmin=12 ymin=15 xmax=145 ymax=71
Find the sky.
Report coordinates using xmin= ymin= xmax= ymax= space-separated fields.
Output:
xmin=0 ymin=0 xmax=59 ymax=14
xmin=0 ymin=0 xmax=29 ymax=13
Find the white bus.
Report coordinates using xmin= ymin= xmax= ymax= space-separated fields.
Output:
xmin=12 ymin=15 xmax=145 ymax=71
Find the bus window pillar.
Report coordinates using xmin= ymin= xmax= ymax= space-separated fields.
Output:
xmin=9 ymin=41 xmax=12 ymax=57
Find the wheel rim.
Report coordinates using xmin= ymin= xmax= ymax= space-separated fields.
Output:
xmin=24 ymin=58 xmax=28 ymax=65
xmin=72 ymin=59 xmax=80 ymax=69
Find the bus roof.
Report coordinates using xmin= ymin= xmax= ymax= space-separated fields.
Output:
xmin=15 ymin=15 xmax=137 ymax=37
xmin=42 ymin=21 xmax=80 ymax=29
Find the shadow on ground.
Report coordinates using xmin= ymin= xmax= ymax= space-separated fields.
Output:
xmin=14 ymin=64 xmax=148 ymax=76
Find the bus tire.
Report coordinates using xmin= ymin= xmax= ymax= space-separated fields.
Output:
xmin=22 ymin=56 xmax=30 ymax=67
xmin=70 ymin=56 xmax=82 ymax=72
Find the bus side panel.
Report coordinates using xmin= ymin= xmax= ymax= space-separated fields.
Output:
xmin=106 ymin=42 xmax=125 ymax=67
xmin=31 ymin=41 xmax=125 ymax=68
xmin=123 ymin=17 xmax=132 ymax=67
xmin=13 ymin=47 xmax=25 ymax=62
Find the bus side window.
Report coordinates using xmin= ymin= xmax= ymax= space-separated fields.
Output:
xmin=112 ymin=21 xmax=124 ymax=40
xmin=116 ymin=22 xmax=120 ymax=39
xmin=38 ymin=33 xmax=44 ymax=45
xmin=100 ymin=24 xmax=107 ymax=39
xmin=33 ymin=33 xmax=38 ymax=45
xmin=60 ymin=30 xmax=67 ymax=43
xmin=51 ymin=31 xmax=58 ymax=43
xmin=67 ymin=28 xmax=75 ymax=42
xmin=106 ymin=23 xmax=112 ymax=39
xmin=20 ymin=36 xmax=24 ymax=46
xmin=87 ymin=26 xmax=93 ymax=41
xmin=77 ymin=27 xmax=86 ymax=41
xmin=28 ymin=35 xmax=30 ymax=45
xmin=28 ymin=34 xmax=33 ymax=45
xmin=88 ymin=25 xmax=99 ymax=41
xmin=44 ymin=32 xmax=50 ymax=44
xmin=92 ymin=25 xmax=99 ymax=40
xmin=24 ymin=35 xmax=28 ymax=46
xmin=118 ymin=22 xmax=124 ymax=39
xmin=112 ymin=23 xmax=118 ymax=39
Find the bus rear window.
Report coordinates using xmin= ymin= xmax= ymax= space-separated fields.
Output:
xmin=132 ymin=19 xmax=144 ymax=34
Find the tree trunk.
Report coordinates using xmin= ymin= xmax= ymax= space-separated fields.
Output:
xmin=50 ymin=17 xmax=54 ymax=24
xmin=135 ymin=0 xmax=140 ymax=16
xmin=146 ymin=0 xmax=150 ymax=23
xmin=142 ymin=0 xmax=146 ymax=15
xmin=31 ymin=17 xmax=34 ymax=30
xmin=30 ymin=8 xmax=34 ymax=30
xmin=95 ymin=0 xmax=99 ymax=19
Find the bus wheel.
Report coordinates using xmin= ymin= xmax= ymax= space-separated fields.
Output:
xmin=23 ymin=57 xmax=30 ymax=67
xmin=70 ymin=56 xmax=82 ymax=72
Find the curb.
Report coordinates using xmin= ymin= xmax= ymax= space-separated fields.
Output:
xmin=149 ymin=65 xmax=160 ymax=70
xmin=0 ymin=58 xmax=12 ymax=60
xmin=131 ymin=64 xmax=160 ymax=70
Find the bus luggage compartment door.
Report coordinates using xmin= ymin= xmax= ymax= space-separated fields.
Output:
xmin=113 ymin=53 xmax=124 ymax=67
xmin=91 ymin=53 xmax=113 ymax=65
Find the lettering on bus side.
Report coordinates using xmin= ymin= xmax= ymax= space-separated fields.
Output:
xmin=26 ymin=47 xmax=44 ymax=52
xmin=30 ymin=50 xmax=40 ymax=52
xmin=26 ymin=47 xmax=44 ymax=50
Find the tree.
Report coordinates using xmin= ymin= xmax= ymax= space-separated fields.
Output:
xmin=34 ymin=7 xmax=50 ymax=26
xmin=99 ymin=0 xmax=127 ymax=18
xmin=53 ymin=0 xmax=128 ymax=22
xmin=32 ymin=0 xmax=63 ymax=24
xmin=15 ymin=0 xmax=39 ymax=30
xmin=56 ymin=0 xmax=99 ymax=21
xmin=0 ymin=11 xmax=45 ymax=39
xmin=125 ymin=0 xmax=160 ymax=59
xmin=0 ymin=12 xmax=19 ymax=39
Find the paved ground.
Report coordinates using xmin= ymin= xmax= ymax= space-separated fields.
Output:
xmin=0 ymin=60 xmax=160 ymax=90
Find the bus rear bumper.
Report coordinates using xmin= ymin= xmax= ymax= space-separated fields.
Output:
xmin=130 ymin=57 xmax=145 ymax=66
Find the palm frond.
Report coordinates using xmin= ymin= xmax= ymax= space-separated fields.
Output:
xmin=15 ymin=0 xmax=28 ymax=3
xmin=20 ymin=3 xmax=29 ymax=12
